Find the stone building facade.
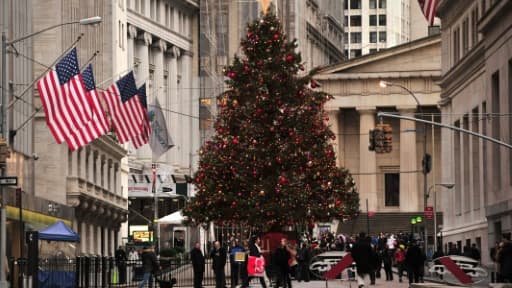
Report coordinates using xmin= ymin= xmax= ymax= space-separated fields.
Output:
xmin=438 ymin=0 xmax=512 ymax=266
xmin=315 ymin=35 xmax=443 ymax=240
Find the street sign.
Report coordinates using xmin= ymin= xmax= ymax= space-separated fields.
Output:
xmin=0 ymin=176 xmax=17 ymax=186
xmin=425 ymin=206 xmax=434 ymax=219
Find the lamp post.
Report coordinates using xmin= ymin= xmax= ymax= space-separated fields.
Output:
xmin=0 ymin=16 xmax=101 ymax=287
xmin=379 ymin=80 xmax=429 ymax=251
xmin=427 ymin=183 xmax=455 ymax=254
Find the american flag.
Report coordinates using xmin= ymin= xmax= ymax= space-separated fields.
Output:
xmin=418 ymin=0 xmax=438 ymax=26
xmin=102 ymin=71 xmax=144 ymax=144
xmin=80 ymin=64 xmax=110 ymax=141
xmin=37 ymin=48 xmax=93 ymax=150
xmin=131 ymin=84 xmax=151 ymax=148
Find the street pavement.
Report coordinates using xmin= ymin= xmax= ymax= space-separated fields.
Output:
xmin=246 ymin=278 xmax=419 ymax=288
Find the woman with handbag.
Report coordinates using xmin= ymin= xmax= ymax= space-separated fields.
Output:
xmin=246 ymin=236 xmax=268 ymax=288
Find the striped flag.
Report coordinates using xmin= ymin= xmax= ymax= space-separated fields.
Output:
xmin=80 ymin=64 xmax=110 ymax=142
xmin=418 ymin=0 xmax=438 ymax=26
xmin=37 ymin=47 xmax=93 ymax=150
xmin=102 ymin=71 xmax=144 ymax=144
xmin=131 ymin=84 xmax=151 ymax=148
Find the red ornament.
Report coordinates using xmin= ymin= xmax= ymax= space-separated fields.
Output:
xmin=286 ymin=55 xmax=294 ymax=62
xmin=311 ymin=81 xmax=318 ymax=88
xmin=273 ymin=34 xmax=280 ymax=40
xmin=232 ymin=137 xmax=239 ymax=144
xmin=299 ymin=65 xmax=305 ymax=71
xmin=228 ymin=71 xmax=236 ymax=79
xmin=278 ymin=176 xmax=288 ymax=185
xmin=244 ymin=66 xmax=251 ymax=72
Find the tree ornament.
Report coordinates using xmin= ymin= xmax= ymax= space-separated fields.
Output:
xmin=286 ymin=55 xmax=294 ymax=62
xmin=311 ymin=81 xmax=318 ymax=88
xmin=228 ymin=71 xmax=236 ymax=79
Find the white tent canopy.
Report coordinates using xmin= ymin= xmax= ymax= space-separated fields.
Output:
xmin=158 ymin=210 xmax=187 ymax=225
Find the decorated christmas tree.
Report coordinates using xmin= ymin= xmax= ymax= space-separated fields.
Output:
xmin=184 ymin=11 xmax=359 ymax=230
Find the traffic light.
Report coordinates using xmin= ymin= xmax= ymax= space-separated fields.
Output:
xmin=0 ymin=137 xmax=10 ymax=164
xmin=374 ymin=125 xmax=384 ymax=153
xmin=422 ymin=153 xmax=432 ymax=174
xmin=368 ymin=129 xmax=375 ymax=151
xmin=382 ymin=124 xmax=392 ymax=153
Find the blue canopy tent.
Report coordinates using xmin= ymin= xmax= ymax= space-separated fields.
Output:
xmin=38 ymin=221 xmax=80 ymax=288
xmin=39 ymin=221 xmax=80 ymax=242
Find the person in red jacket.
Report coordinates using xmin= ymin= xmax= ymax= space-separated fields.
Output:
xmin=394 ymin=245 xmax=406 ymax=282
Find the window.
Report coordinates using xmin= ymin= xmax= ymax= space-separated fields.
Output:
xmin=379 ymin=0 xmax=386 ymax=8
xmin=350 ymin=0 xmax=361 ymax=9
xmin=156 ymin=0 xmax=161 ymax=22
xmin=379 ymin=15 xmax=386 ymax=26
xmin=350 ymin=32 xmax=362 ymax=43
xmin=370 ymin=31 xmax=377 ymax=43
xmin=462 ymin=18 xmax=469 ymax=54
xmin=165 ymin=4 xmax=169 ymax=26
xmin=370 ymin=0 xmax=377 ymax=9
xmin=509 ymin=60 xmax=512 ymax=183
xmin=385 ymin=173 xmax=400 ymax=206
xmin=492 ymin=71 xmax=501 ymax=192
xmin=454 ymin=120 xmax=461 ymax=215
xmin=379 ymin=31 xmax=386 ymax=42
xmin=350 ymin=15 xmax=362 ymax=26
xmin=471 ymin=8 xmax=479 ymax=45
xmin=370 ymin=15 xmax=377 ymax=26
xmin=369 ymin=48 xmax=378 ymax=53
xmin=453 ymin=27 xmax=460 ymax=62
xmin=350 ymin=49 xmax=362 ymax=58
xmin=344 ymin=16 xmax=348 ymax=26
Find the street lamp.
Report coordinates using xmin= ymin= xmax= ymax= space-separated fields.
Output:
xmin=0 ymin=16 xmax=101 ymax=287
xmin=379 ymin=80 xmax=430 ymax=252
xmin=427 ymin=183 xmax=455 ymax=254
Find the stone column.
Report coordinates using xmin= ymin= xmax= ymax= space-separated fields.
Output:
xmin=327 ymin=109 xmax=341 ymax=167
xmin=398 ymin=107 xmax=419 ymax=212
xmin=357 ymin=107 xmax=378 ymax=211
xmin=128 ymin=25 xmax=137 ymax=70
xmin=97 ymin=226 xmax=102 ymax=255
xmin=110 ymin=229 xmax=116 ymax=255
xmin=135 ymin=32 xmax=152 ymax=159
xmin=115 ymin=163 xmax=120 ymax=196
xmin=81 ymin=221 xmax=87 ymax=254
xmin=168 ymin=46 xmax=180 ymax=165
xmin=89 ymin=223 xmax=96 ymax=254
xmin=181 ymin=50 xmax=193 ymax=169
xmin=79 ymin=148 xmax=87 ymax=179
xmin=104 ymin=227 xmax=109 ymax=256
xmin=87 ymin=149 xmax=94 ymax=183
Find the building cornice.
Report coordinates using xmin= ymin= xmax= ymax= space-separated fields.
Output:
xmin=319 ymin=35 xmax=441 ymax=74
xmin=94 ymin=135 xmax=127 ymax=160
xmin=478 ymin=0 xmax=512 ymax=34
xmin=315 ymin=71 xmax=441 ymax=81
xmin=439 ymin=41 xmax=485 ymax=100
xmin=127 ymin=9 xmax=193 ymax=52
xmin=306 ymin=22 xmax=344 ymax=61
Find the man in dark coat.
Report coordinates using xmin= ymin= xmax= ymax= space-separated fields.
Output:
xmin=210 ymin=241 xmax=227 ymax=288
xmin=351 ymin=232 xmax=373 ymax=288
xmin=115 ymin=246 xmax=128 ymax=284
xmin=498 ymin=239 xmax=512 ymax=282
xmin=245 ymin=236 xmax=267 ymax=288
xmin=191 ymin=242 xmax=205 ymax=288
xmin=297 ymin=243 xmax=311 ymax=282
xmin=405 ymin=241 xmax=424 ymax=284
xmin=273 ymin=238 xmax=292 ymax=288
xmin=138 ymin=245 xmax=158 ymax=288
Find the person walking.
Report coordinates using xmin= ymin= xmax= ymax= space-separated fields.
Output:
xmin=498 ymin=239 xmax=512 ymax=283
xmin=274 ymin=238 xmax=292 ymax=288
xmin=115 ymin=246 xmax=128 ymax=284
xmin=394 ymin=245 xmax=406 ymax=282
xmin=351 ymin=232 xmax=373 ymax=288
xmin=191 ymin=242 xmax=205 ymax=288
xmin=210 ymin=241 xmax=227 ymax=288
xmin=138 ymin=245 xmax=159 ymax=288
xmin=296 ymin=243 xmax=311 ymax=282
xmin=229 ymin=239 xmax=245 ymax=288
xmin=127 ymin=247 xmax=139 ymax=282
xmin=245 ymin=236 xmax=268 ymax=288
xmin=382 ymin=247 xmax=393 ymax=281
xmin=405 ymin=240 xmax=424 ymax=284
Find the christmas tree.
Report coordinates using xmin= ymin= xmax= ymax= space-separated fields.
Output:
xmin=184 ymin=11 xmax=359 ymax=230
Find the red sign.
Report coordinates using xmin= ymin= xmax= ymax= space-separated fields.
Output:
xmin=324 ymin=253 xmax=354 ymax=280
xmin=425 ymin=206 xmax=434 ymax=219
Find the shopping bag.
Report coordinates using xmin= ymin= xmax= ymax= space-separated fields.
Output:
xmin=248 ymin=256 xmax=265 ymax=277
